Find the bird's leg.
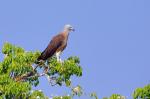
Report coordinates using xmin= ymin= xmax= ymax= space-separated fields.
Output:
xmin=56 ymin=52 xmax=60 ymax=62
xmin=56 ymin=51 xmax=63 ymax=63
xmin=56 ymin=53 xmax=60 ymax=62
xmin=59 ymin=58 xmax=63 ymax=63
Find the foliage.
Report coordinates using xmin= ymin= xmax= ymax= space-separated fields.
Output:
xmin=28 ymin=90 xmax=49 ymax=99
xmin=133 ymin=84 xmax=150 ymax=99
xmin=52 ymin=95 xmax=72 ymax=99
xmin=47 ymin=56 xmax=82 ymax=86
xmin=90 ymin=92 xmax=98 ymax=99
xmin=0 ymin=42 xmax=84 ymax=99
xmin=102 ymin=83 xmax=150 ymax=99
xmin=72 ymin=85 xmax=83 ymax=96
xmin=2 ymin=42 xmax=150 ymax=99
xmin=103 ymin=94 xmax=125 ymax=99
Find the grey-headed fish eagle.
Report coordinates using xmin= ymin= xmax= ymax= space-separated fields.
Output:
xmin=37 ymin=24 xmax=75 ymax=62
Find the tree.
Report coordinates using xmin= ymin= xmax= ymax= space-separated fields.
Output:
xmin=103 ymin=94 xmax=125 ymax=99
xmin=102 ymin=84 xmax=150 ymax=99
xmin=133 ymin=84 xmax=150 ymax=99
xmin=0 ymin=42 xmax=85 ymax=99
xmin=2 ymin=42 xmax=149 ymax=99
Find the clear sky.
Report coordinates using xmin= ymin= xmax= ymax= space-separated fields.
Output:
xmin=0 ymin=0 xmax=150 ymax=99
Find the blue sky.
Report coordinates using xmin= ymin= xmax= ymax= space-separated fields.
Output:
xmin=0 ymin=0 xmax=150 ymax=98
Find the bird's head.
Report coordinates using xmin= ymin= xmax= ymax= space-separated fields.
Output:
xmin=64 ymin=24 xmax=75 ymax=32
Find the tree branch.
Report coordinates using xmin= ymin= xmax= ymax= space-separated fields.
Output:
xmin=14 ymin=62 xmax=50 ymax=82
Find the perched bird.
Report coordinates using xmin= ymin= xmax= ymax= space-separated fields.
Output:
xmin=37 ymin=24 xmax=75 ymax=62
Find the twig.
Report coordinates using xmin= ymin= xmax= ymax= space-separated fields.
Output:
xmin=14 ymin=63 xmax=47 ymax=81
xmin=46 ymin=75 xmax=57 ymax=86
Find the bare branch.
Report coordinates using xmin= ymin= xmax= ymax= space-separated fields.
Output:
xmin=14 ymin=63 xmax=49 ymax=82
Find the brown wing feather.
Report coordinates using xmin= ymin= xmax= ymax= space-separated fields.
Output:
xmin=37 ymin=34 xmax=65 ymax=61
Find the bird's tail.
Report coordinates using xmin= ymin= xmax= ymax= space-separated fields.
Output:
xmin=34 ymin=59 xmax=40 ymax=64
xmin=35 ymin=55 xmax=43 ymax=64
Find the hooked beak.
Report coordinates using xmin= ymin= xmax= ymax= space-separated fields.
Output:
xmin=72 ymin=28 xmax=75 ymax=31
xmin=70 ymin=27 xmax=75 ymax=32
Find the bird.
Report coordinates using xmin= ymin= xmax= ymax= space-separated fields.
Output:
xmin=37 ymin=24 xmax=75 ymax=63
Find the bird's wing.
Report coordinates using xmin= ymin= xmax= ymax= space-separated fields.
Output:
xmin=37 ymin=34 xmax=64 ymax=61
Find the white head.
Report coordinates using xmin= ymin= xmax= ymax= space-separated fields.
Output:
xmin=63 ymin=24 xmax=75 ymax=32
